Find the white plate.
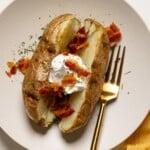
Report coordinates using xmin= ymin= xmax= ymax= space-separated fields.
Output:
xmin=0 ymin=0 xmax=150 ymax=149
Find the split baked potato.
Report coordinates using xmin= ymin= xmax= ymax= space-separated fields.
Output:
xmin=22 ymin=14 xmax=110 ymax=133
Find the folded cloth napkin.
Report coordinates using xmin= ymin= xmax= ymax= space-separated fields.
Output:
xmin=113 ymin=111 xmax=150 ymax=150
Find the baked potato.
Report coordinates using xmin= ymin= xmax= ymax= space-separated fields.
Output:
xmin=22 ymin=14 xmax=110 ymax=133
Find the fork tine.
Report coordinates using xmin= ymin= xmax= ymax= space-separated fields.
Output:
xmin=111 ymin=45 xmax=121 ymax=83
xmin=105 ymin=46 xmax=115 ymax=82
xmin=117 ymin=46 xmax=126 ymax=85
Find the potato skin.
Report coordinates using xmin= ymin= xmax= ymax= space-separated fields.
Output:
xmin=22 ymin=14 xmax=79 ymax=126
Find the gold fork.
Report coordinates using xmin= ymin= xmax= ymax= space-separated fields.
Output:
xmin=90 ymin=45 xmax=126 ymax=150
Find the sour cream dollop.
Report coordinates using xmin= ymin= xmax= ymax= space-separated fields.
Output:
xmin=49 ymin=53 xmax=89 ymax=94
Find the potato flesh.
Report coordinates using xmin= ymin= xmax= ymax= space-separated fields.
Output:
xmin=81 ymin=29 xmax=103 ymax=69
xmin=37 ymin=98 xmax=55 ymax=127
xmin=56 ymin=19 xmax=80 ymax=51
xmin=59 ymin=92 xmax=85 ymax=129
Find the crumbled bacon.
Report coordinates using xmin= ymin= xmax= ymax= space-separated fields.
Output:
xmin=54 ymin=104 xmax=74 ymax=118
xmin=39 ymin=83 xmax=74 ymax=118
xmin=62 ymin=75 xmax=77 ymax=87
xmin=5 ymin=71 xmax=12 ymax=77
xmin=10 ymin=65 xmax=17 ymax=75
xmin=62 ymin=51 xmax=69 ymax=56
xmin=51 ymin=98 xmax=74 ymax=118
xmin=39 ymin=84 xmax=54 ymax=99
xmin=65 ymin=59 xmax=90 ymax=77
xmin=7 ymin=61 xmax=15 ymax=68
xmin=17 ymin=58 xmax=30 ymax=74
xmin=39 ymin=82 xmax=64 ymax=98
xmin=68 ymin=27 xmax=88 ymax=54
xmin=5 ymin=64 xmax=17 ymax=77
xmin=105 ymin=22 xmax=122 ymax=47
xmin=5 ymin=58 xmax=30 ymax=77
xmin=5 ymin=61 xmax=17 ymax=77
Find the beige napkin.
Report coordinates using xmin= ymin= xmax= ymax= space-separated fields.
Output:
xmin=113 ymin=111 xmax=150 ymax=150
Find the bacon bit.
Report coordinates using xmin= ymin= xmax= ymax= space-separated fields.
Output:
xmin=105 ymin=22 xmax=122 ymax=47
xmin=54 ymin=104 xmax=74 ymax=118
xmin=5 ymin=61 xmax=17 ymax=77
xmin=62 ymin=51 xmax=69 ymax=56
xmin=10 ymin=65 xmax=17 ymax=75
xmin=7 ymin=61 xmax=15 ymax=68
xmin=39 ymin=82 xmax=64 ymax=99
xmin=78 ymin=26 xmax=87 ymax=34
xmin=5 ymin=58 xmax=30 ymax=77
xmin=76 ymin=41 xmax=88 ymax=50
xmin=65 ymin=59 xmax=90 ymax=77
xmin=39 ymin=83 xmax=74 ymax=118
xmin=5 ymin=66 xmax=17 ymax=77
xmin=17 ymin=58 xmax=30 ymax=74
xmin=69 ymin=41 xmax=89 ymax=53
xmin=50 ymin=83 xmax=64 ymax=96
xmin=51 ymin=98 xmax=74 ymax=118
xmin=62 ymin=75 xmax=77 ymax=86
xmin=5 ymin=71 xmax=12 ymax=77
xmin=68 ymin=27 xmax=88 ymax=54
xmin=39 ymin=84 xmax=53 ymax=99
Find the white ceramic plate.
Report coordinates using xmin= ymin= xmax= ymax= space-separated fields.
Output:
xmin=0 ymin=0 xmax=150 ymax=149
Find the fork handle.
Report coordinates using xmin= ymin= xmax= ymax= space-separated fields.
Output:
xmin=90 ymin=101 xmax=106 ymax=150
